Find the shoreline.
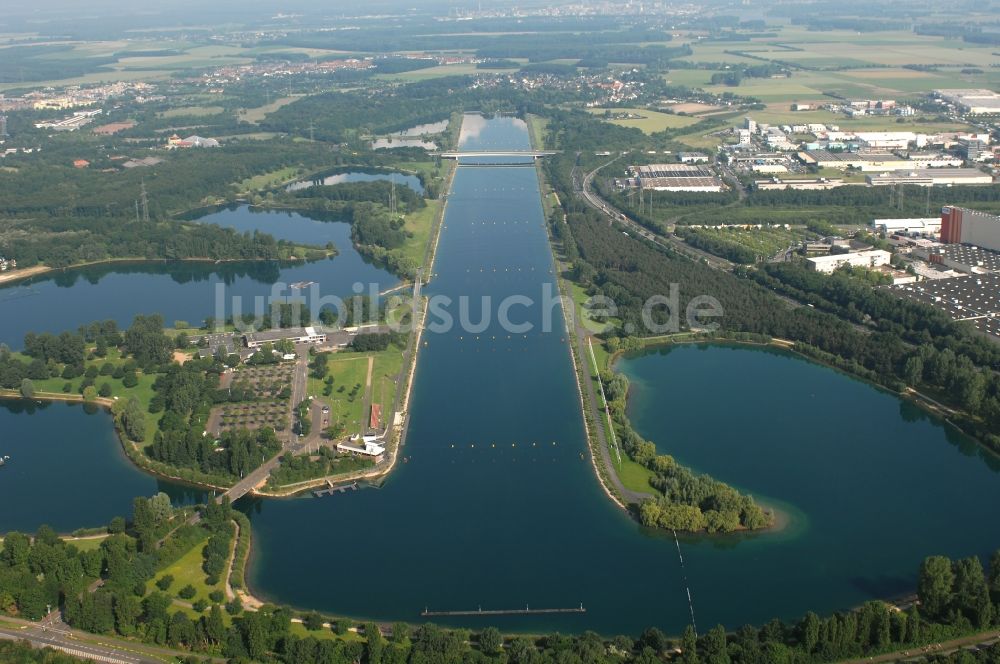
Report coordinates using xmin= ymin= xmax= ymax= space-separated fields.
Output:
xmin=0 ymin=254 xmax=326 ymax=289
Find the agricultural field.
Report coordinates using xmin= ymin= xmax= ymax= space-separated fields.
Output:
xmin=587 ymin=107 xmax=700 ymax=134
xmin=673 ymin=25 xmax=996 ymax=136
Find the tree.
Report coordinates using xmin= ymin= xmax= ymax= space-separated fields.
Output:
xmin=990 ymin=549 xmax=1000 ymax=604
xmin=798 ymin=611 xmax=820 ymax=654
xmin=303 ymin=611 xmax=324 ymax=631
xmin=904 ymin=356 xmax=923 ymax=385
xmin=19 ymin=378 xmax=34 ymax=399
xmin=205 ymin=605 xmax=226 ymax=644
xmin=120 ymin=397 xmax=146 ymax=443
xmin=952 ymin=557 xmax=994 ymax=628
xmin=680 ymin=625 xmax=700 ymax=664
xmin=479 ymin=626 xmax=503 ymax=655
xmin=918 ymin=555 xmax=955 ymax=619
xmin=2 ymin=532 xmax=30 ymax=566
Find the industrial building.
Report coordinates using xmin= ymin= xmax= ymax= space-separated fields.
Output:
xmin=866 ymin=168 xmax=993 ymax=187
xmin=630 ymin=163 xmax=725 ymax=192
xmin=934 ymin=89 xmax=1000 ymax=115
xmin=796 ymin=151 xmax=914 ymax=172
xmin=806 ymin=250 xmax=891 ymax=273
xmin=914 ymin=244 xmax=1000 ymax=274
xmin=941 ymin=206 xmax=1000 ymax=251
xmin=873 ymin=218 xmax=942 ymax=236
xmin=890 ymin=273 xmax=1000 ymax=338
xmin=940 ymin=207 xmax=1000 ymax=251
xmin=754 ymin=177 xmax=846 ymax=191
xmin=242 ymin=326 xmax=326 ymax=349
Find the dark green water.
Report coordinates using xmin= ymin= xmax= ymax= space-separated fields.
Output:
xmin=4 ymin=115 xmax=1000 ymax=636
xmin=0 ymin=206 xmax=397 ymax=349
xmin=0 ymin=400 xmax=206 ymax=533
xmin=241 ymin=116 xmax=1000 ymax=635
xmin=286 ymin=169 xmax=423 ymax=193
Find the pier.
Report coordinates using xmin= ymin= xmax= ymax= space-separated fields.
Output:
xmin=420 ymin=604 xmax=585 ymax=617
xmin=313 ymin=481 xmax=359 ymax=497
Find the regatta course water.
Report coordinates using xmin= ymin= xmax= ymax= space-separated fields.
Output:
xmin=3 ymin=115 xmax=1000 ymax=635
xmin=242 ymin=115 xmax=1000 ymax=634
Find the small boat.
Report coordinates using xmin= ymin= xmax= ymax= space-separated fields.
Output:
xmin=0 ymin=455 xmax=9 ymax=466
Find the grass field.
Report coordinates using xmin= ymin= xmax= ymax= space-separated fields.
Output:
xmin=148 ymin=536 xmax=223 ymax=605
xmin=308 ymin=348 xmax=404 ymax=438
xmin=587 ymin=107 xmax=699 ymax=134
xmin=237 ymin=166 xmax=302 ymax=192
xmin=238 ymin=95 xmax=301 ymax=124
xmin=400 ymin=198 xmax=441 ymax=268
xmin=158 ymin=105 xmax=225 ymax=119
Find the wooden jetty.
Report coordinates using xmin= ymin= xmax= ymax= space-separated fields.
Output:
xmin=313 ymin=481 xmax=358 ymax=498
xmin=421 ymin=604 xmax=585 ymax=617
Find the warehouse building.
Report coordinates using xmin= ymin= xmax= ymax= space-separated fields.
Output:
xmin=867 ymin=169 xmax=993 ymax=187
xmin=915 ymin=244 xmax=1000 ymax=274
xmin=631 ymin=163 xmax=725 ymax=192
xmin=890 ymin=273 xmax=1000 ymax=338
xmin=796 ymin=151 xmax=914 ymax=171
xmin=940 ymin=207 xmax=1000 ymax=251
xmin=934 ymin=89 xmax=1000 ymax=115
xmin=873 ymin=218 xmax=942 ymax=236
xmin=806 ymin=249 xmax=892 ymax=273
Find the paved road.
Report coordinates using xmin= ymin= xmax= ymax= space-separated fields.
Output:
xmin=0 ymin=613 xmax=223 ymax=664
xmin=571 ymin=312 xmax=648 ymax=506
xmin=577 ymin=156 xmax=734 ymax=272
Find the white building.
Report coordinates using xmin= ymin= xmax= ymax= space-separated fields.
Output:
xmin=866 ymin=168 xmax=993 ymax=187
xmin=873 ymin=218 xmax=942 ymax=236
xmin=338 ymin=438 xmax=386 ymax=462
xmin=806 ymin=250 xmax=892 ymax=273
xmin=679 ymin=152 xmax=709 ymax=164
xmin=935 ymin=89 xmax=1000 ymax=115
xmin=243 ymin=326 xmax=326 ymax=349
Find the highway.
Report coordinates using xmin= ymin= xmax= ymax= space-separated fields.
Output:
xmin=576 ymin=154 xmax=736 ymax=272
xmin=0 ymin=613 xmax=224 ymax=664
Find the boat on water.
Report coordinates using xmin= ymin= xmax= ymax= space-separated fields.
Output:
xmin=0 ymin=455 xmax=10 ymax=466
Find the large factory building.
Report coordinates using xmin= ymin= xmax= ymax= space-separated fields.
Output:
xmin=940 ymin=206 xmax=1000 ymax=251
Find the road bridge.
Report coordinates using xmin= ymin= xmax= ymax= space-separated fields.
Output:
xmin=434 ymin=150 xmax=558 ymax=159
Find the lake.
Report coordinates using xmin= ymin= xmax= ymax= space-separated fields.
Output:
xmin=389 ymin=119 xmax=449 ymax=137
xmin=371 ymin=138 xmax=438 ymax=150
xmin=0 ymin=206 xmax=399 ymax=349
xmin=0 ymin=399 xmax=206 ymax=533
xmin=4 ymin=115 xmax=1000 ymax=637
xmin=285 ymin=169 xmax=424 ymax=194
xmin=240 ymin=116 xmax=1000 ymax=635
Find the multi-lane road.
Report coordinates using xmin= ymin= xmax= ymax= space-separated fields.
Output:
xmin=0 ymin=613 xmax=222 ymax=664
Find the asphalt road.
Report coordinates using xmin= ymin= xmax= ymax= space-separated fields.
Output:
xmin=0 ymin=613 xmax=223 ymax=664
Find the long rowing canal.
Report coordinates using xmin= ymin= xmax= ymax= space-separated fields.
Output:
xmin=2 ymin=114 xmax=999 ymax=635
xmin=241 ymin=114 xmax=1000 ymax=634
